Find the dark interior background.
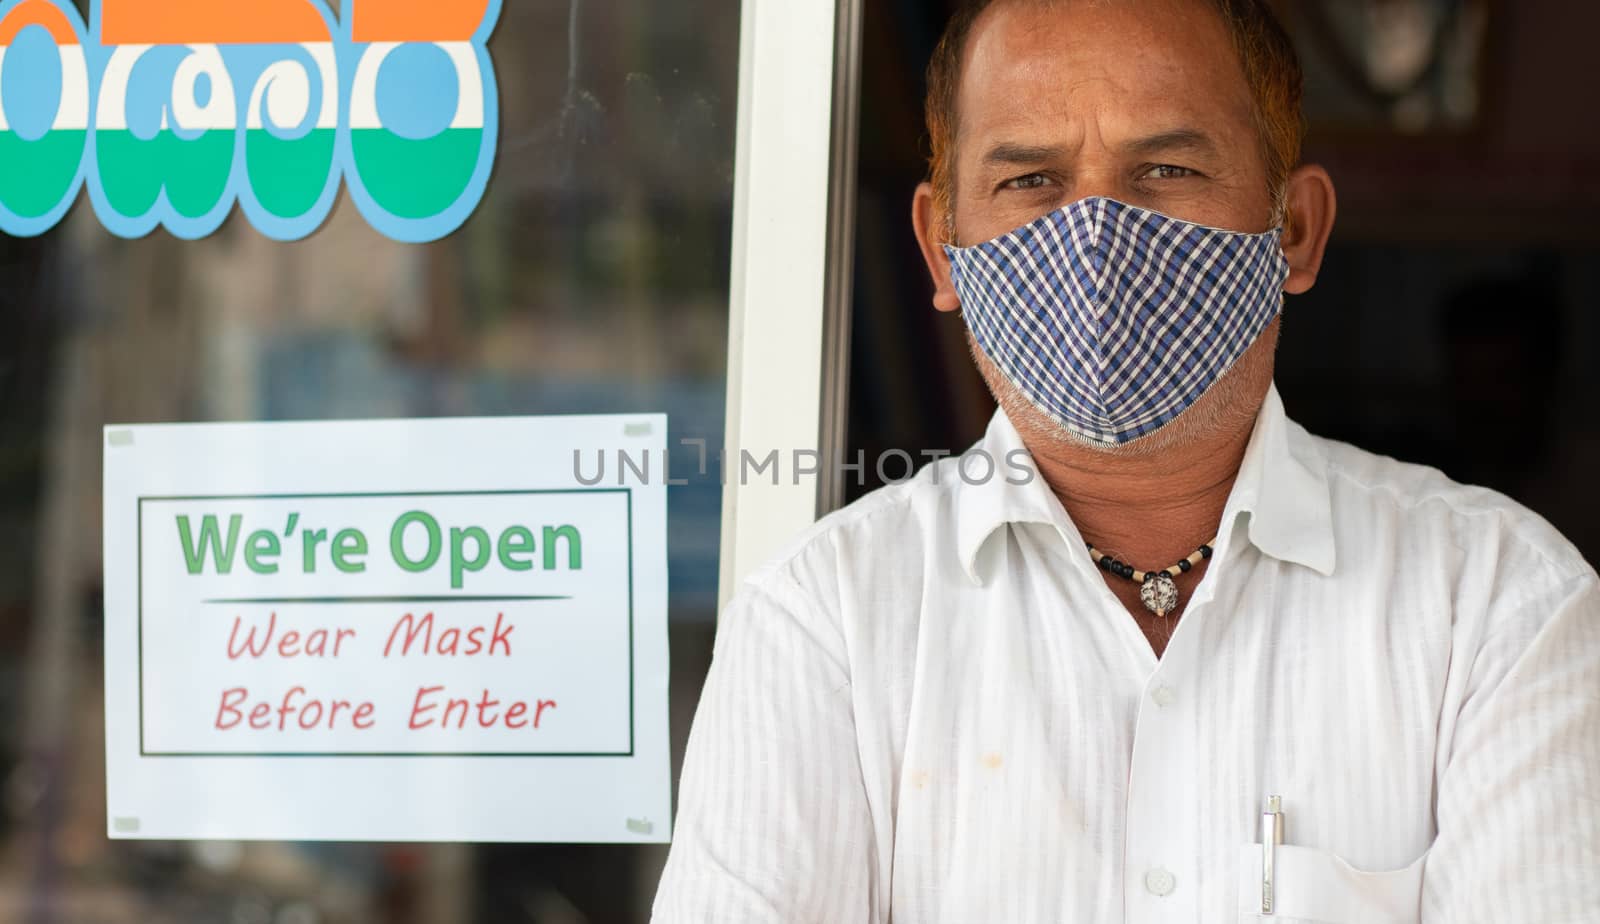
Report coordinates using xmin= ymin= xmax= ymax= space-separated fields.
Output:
xmin=846 ymin=0 xmax=1600 ymax=565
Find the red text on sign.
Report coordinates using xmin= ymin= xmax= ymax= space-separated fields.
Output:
xmin=407 ymin=685 xmax=556 ymax=730
xmin=215 ymin=686 xmax=376 ymax=731
xmin=226 ymin=612 xmax=356 ymax=659
xmin=382 ymin=611 xmax=514 ymax=658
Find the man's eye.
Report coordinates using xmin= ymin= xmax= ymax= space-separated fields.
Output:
xmin=1003 ymin=173 xmax=1050 ymax=191
xmin=1143 ymin=164 xmax=1198 ymax=180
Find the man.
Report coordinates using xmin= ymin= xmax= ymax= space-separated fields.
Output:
xmin=654 ymin=0 xmax=1600 ymax=920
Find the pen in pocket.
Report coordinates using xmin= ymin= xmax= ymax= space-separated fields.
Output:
xmin=1261 ymin=795 xmax=1285 ymax=914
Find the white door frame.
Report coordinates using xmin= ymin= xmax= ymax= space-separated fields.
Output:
xmin=718 ymin=0 xmax=862 ymax=607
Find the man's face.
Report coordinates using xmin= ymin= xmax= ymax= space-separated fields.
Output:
xmin=948 ymin=0 xmax=1275 ymax=246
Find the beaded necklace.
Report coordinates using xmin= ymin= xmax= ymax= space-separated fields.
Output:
xmin=1086 ymin=539 xmax=1215 ymax=617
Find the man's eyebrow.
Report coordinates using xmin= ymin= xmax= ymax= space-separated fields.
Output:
xmin=980 ymin=130 xmax=1221 ymax=167
xmin=1121 ymin=129 xmax=1220 ymax=158
xmin=980 ymin=142 xmax=1068 ymax=167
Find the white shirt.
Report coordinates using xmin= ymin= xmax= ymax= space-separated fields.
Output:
xmin=652 ymin=386 xmax=1600 ymax=923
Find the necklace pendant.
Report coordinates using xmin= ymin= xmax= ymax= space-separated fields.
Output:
xmin=1140 ymin=572 xmax=1180 ymax=617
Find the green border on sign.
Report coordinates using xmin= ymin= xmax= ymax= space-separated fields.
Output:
xmin=135 ymin=489 xmax=636 ymax=759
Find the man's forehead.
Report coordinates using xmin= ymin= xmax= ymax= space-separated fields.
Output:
xmin=955 ymin=0 xmax=1253 ymax=143
xmin=963 ymin=0 xmax=1233 ymax=59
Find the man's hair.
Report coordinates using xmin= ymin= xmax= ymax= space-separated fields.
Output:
xmin=924 ymin=0 xmax=1305 ymax=237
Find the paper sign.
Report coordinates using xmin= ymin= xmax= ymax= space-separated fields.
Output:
xmin=103 ymin=415 xmax=670 ymax=842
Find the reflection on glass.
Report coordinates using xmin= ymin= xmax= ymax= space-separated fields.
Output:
xmin=0 ymin=0 xmax=738 ymax=919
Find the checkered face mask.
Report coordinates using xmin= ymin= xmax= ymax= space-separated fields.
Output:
xmin=944 ymin=197 xmax=1291 ymax=445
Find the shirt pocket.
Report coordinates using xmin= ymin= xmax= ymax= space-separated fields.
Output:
xmin=1234 ymin=843 xmax=1426 ymax=924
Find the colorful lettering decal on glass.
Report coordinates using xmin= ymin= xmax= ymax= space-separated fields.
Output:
xmin=0 ymin=0 xmax=500 ymax=242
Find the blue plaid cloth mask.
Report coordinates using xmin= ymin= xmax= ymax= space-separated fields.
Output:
xmin=944 ymin=197 xmax=1291 ymax=445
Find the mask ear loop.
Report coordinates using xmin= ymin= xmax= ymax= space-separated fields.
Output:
xmin=1269 ymin=181 xmax=1291 ymax=233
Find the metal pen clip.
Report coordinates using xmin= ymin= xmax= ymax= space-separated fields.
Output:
xmin=1261 ymin=795 xmax=1284 ymax=914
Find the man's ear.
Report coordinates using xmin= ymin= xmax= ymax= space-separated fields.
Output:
xmin=913 ymin=182 xmax=962 ymax=313
xmin=1281 ymin=164 xmax=1337 ymax=296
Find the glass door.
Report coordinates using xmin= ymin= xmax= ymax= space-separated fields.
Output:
xmin=0 ymin=0 xmax=866 ymax=916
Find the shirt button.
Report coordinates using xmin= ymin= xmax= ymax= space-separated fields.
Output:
xmin=1144 ymin=867 xmax=1176 ymax=897
xmin=1151 ymin=685 xmax=1177 ymax=708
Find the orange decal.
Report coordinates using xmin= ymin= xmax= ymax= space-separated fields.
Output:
xmin=100 ymin=0 xmax=330 ymax=45
xmin=0 ymin=0 xmax=80 ymax=45
xmin=350 ymin=0 xmax=492 ymax=43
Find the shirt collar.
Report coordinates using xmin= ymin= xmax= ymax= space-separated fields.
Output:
xmin=1224 ymin=384 xmax=1337 ymax=577
xmin=954 ymin=384 xmax=1336 ymax=584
